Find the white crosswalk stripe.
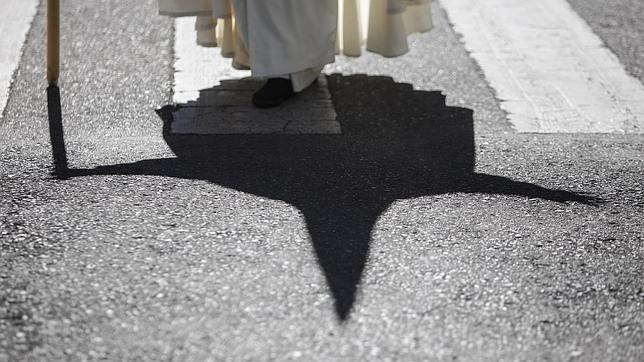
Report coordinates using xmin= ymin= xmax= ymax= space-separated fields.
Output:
xmin=0 ymin=0 xmax=38 ymax=119
xmin=441 ymin=0 xmax=644 ymax=133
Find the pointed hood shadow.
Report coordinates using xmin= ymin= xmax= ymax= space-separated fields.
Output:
xmin=67 ymin=74 xmax=601 ymax=321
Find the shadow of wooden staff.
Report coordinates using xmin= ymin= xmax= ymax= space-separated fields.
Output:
xmin=47 ymin=0 xmax=68 ymax=178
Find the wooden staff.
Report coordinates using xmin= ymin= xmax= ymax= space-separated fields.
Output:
xmin=47 ymin=0 xmax=60 ymax=85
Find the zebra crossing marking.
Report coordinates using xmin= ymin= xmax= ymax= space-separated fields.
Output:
xmin=441 ymin=0 xmax=644 ymax=133
xmin=0 ymin=0 xmax=38 ymax=118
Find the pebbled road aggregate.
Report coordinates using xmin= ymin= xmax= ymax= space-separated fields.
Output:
xmin=0 ymin=0 xmax=642 ymax=360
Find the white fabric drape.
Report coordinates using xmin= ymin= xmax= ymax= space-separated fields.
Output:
xmin=159 ymin=0 xmax=432 ymax=74
xmin=337 ymin=0 xmax=434 ymax=57
xmin=232 ymin=0 xmax=337 ymax=80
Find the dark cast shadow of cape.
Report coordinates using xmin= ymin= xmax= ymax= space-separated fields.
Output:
xmin=64 ymin=74 xmax=601 ymax=321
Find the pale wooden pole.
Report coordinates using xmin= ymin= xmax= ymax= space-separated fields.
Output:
xmin=46 ymin=0 xmax=67 ymax=175
xmin=47 ymin=0 xmax=60 ymax=85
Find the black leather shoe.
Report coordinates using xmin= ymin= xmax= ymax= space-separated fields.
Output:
xmin=252 ymin=78 xmax=295 ymax=108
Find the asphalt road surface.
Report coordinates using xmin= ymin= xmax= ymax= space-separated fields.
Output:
xmin=1 ymin=0 xmax=642 ymax=360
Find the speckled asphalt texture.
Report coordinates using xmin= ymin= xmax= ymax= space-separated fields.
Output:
xmin=1 ymin=0 xmax=643 ymax=360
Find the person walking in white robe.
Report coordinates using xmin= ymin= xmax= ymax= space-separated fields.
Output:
xmin=159 ymin=0 xmax=433 ymax=107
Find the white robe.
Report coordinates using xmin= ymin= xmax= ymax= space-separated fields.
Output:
xmin=159 ymin=0 xmax=433 ymax=91
xmin=232 ymin=0 xmax=337 ymax=91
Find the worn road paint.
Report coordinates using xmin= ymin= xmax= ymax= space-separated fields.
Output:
xmin=0 ymin=0 xmax=38 ymax=118
xmin=441 ymin=0 xmax=644 ymax=133
xmin=173 ymin=18 xmax=249 ymax=104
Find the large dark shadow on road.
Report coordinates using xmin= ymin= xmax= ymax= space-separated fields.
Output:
xmin=65 ymin=74 xmax=601 ymax=321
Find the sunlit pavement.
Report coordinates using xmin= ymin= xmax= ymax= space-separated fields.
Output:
xmin=0 ymin=0 xmax=642 ymax=360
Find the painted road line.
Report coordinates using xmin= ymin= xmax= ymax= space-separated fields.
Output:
xmin=171 ymin=75 xmax=340 ymax=134
xmin=172 ymin=18 xmax=340 ymax=134
xmin=173 ymin=18 xmax=249 ymax=104
xmin=0 ymin=0 xmax=38 ymax=118
xmin=441 ymin=0 xmax=644 ymax=133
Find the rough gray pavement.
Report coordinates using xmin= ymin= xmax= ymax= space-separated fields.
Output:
xmin=1 ymin=0 xmax=643 ymax=361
